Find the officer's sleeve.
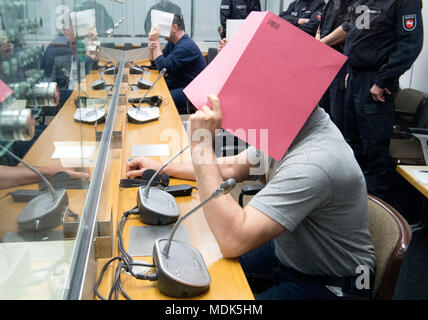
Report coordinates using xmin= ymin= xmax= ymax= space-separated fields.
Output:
xmin=374 ymin=0 xmax=424 ymax=88
xmin=299 ymin=3 xmax=325 ymax=36
xmin=279 ymin=1 xmax=299 ymax=26
xmin=251 ymin=0 xmax=262 ymax=12
xmin=220 ymin=0 xmax=231 ymax=29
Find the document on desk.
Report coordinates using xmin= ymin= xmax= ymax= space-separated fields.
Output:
xmin=184 ymin=11 xmax=347 ymax=161
xmin=131 ymin=144 xmax=170 ymax=157
xmin=51 ymin=141 xmax=96 ymax=167
xmin=412 ymin=170 xmax=428 ymax=184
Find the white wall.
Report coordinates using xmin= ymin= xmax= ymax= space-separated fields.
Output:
xmin=400 ymin=4 xmax=428 ymax=94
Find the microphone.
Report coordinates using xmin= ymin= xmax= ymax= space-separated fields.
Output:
xmin=91 ymin=71 xmax=106 ymax=90
xmin=137 ymin=66 xmax=165 ymax=89
xmin=127 ymin=68 xmax=167 ymax=124
xmin=0 ymin=145 xmax=68 ymax=231
xmin=137 ymin=144 xmax=189 ymax=225
xmin=152 ymin=179 xmax=237 ymax=298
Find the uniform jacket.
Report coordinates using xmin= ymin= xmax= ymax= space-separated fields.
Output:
xmin=343 ymin=0 xmax=423 ymax=88
xmin=279 ymin=0 xmax=326 ymax=36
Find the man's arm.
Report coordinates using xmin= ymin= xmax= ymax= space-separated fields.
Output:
xmin=279 ymin=1 xmax=299 ymax=26
xmin=126 ymin=148 xmax=255 ymax=183
xmin=373 ymin=0 xmax=423 ymax=89
xmin=320 ymin=25 xmax=347 ymax=46
xmin=0 ymin=165 xmax=90 ymax=189
xmin=188 ymin=96 xmax=285 ymax=258
xmin=299 ymin=8 xmax=324 ymax=36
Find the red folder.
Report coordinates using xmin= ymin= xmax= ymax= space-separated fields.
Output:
xmin=184 ymin=11 xmax=347 ymax=161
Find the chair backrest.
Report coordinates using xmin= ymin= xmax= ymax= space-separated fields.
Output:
xmin=394 ymin=88 xmax=428 ymax=130
xmin=367 ymin=195 xmax=412 ymax=299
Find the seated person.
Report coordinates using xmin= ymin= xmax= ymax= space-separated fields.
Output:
xmin=41 ymin=24 xmax=100 ymax=108
xmin=0 ymin=165 xmax=89 ymax=190
xmin=127 ymin=95 xmax=376 ymax=300
xmin=148 ymin=14 xmax=207 ymax=114
xmin=144 ymin=0 xmax=182 ymax=36
xmin=76 ymin=0 xmax=114 ymax=36
xmin=220 ymin=0 xmax=261 ymax=38
xmin=279 ymin=0 xmax=325 ymax=37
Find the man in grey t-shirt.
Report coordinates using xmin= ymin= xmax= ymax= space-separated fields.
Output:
xmin=126 ymin=95 xmax=375 ymax=299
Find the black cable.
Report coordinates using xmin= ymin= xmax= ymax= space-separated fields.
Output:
xmin=94 ymin=207 xmax=156 ymax=300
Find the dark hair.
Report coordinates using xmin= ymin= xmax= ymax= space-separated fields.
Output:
xmin=173 ymin=14 xmax=185 ymax=31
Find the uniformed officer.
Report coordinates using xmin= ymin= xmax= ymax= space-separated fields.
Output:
xmin=220 ymin=0 xmax=261 ymax=38
xmin=279 ymin=0 xmax=326 ymax=36
xmin=342 ymin=0 xmax=423 ymax=200
xmin=316 ymin=0 xmax=357 ymax=132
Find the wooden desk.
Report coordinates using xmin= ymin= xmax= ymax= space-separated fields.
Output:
xmin=396 ymin=165 xmax=428 ymax=231
xmin=396 ymin=165 xmax=428 ymax=198
xmin=96 ymin=64 xmax=254 ymax=299
xmin=0 ymin=60 xmax=253 ymax=299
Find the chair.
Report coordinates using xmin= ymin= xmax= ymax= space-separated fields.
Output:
xmin=237 ymin=189 xmax=412 ymax=300
xmin=389 ymin=88 xmax=428 ymax=165
xmin=367 ymin=195 xmax=412 ymax=300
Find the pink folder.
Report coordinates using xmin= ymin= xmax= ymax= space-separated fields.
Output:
xmin=0 ymin=79 xmax=13 ymax=104
xmin=184 ymin=11 xmax=347 ymax=161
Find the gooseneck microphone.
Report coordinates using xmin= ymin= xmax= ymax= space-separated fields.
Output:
xmin=127 ymin=68 xmax=167 ymax=124
xmin=162 ymin=178 xmax=237 ymax=257
xmin=152 ymin=178 xmax=237 ymax=298
xmin=0 ymin=145 xmax=68 ymax=231
xmin=137 ymin=144 xmax=189 ymax=225
xmin=137 ymin=68 xmax=167 ymax=110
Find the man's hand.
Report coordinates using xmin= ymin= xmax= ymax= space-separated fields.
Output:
xmin=126 ymin=157 xmax=162 ymax=178
xmin=370 ymin=84 xmax=392 ymax=103
xmin=189 ymin=95 xmax=223 ymax=150
xmin=148 ymin=26 xmax=160 ymax=42
xmin=298 ymin=18 xmax=310 ymax=25
xmin=217 ymin=39 xmax=227 ymax=53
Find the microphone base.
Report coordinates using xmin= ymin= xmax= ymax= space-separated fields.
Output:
xmin=137 ymin=187 xmax=179 ymax=225
xmin=16 ymin=189 xmax=69 ymax=231
xmin=153 ymin=239 xmax=210 ymax=298
xmin=138 ymin=79 xmax=153 ymax=89
xmin=91 ymin=80 xmax=106 ymax=90
xmin=130 ymin=66 xmax=147 ymax=74
xmin=73 ymin=108 xmax=106 ymax=124
xmin=127 ymin=107 xmax=160 ymax=124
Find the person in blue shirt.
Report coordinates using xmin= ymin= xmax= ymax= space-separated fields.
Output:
xmin=148 ymin=14 xmax=207 ymax=114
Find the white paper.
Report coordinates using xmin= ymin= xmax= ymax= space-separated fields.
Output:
xmin=412 ymin=169 xmax=428 ymax=184
xmin=151 ymin=9 xmax=174 ymax=38
xmin=51 ymin=141 xmax=95 ymax=159
xmin=226 ymin=19 xmax=245 ymax=41
xmin=70 ymin=9 xmax=96 ymax=36
xmin=131 ymin=144 xmax=170 ymax=157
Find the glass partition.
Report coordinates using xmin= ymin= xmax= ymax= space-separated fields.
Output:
xmin=1 ymin=0 xmax=288 ymax=300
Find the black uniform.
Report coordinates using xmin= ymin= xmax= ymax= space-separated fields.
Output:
xmin=279 ymin=0 xmax=326 ymax=36
xmin=318 ymin=0 xmax=356 ymax=132
xmin=343 ymin=0 xmax=423 ymax=200
xmin=220 ymin=0 xmax=261 ymax=38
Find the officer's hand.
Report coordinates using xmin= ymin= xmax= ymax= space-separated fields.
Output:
xmin=189 ymin=95 xmax=223 ymax=149
xmin=345 ymin=73 xmax=349 ymax=88
xmin=298 ymin=18 xmax=310 ymax=25
xmin=370 ymin=84 xmax=391 ymax=103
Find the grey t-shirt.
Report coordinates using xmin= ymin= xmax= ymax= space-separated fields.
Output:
xmin=247 ymin=107 xmax=375 ymax=277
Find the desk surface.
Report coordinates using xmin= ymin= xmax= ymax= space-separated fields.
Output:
xmin=396 ymin=165 xmax=428 ymax=198
xmin=96 ymin=64 xmax=253 ymax=299
xmin=0 ymin=63 xmax=254 ymax=299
